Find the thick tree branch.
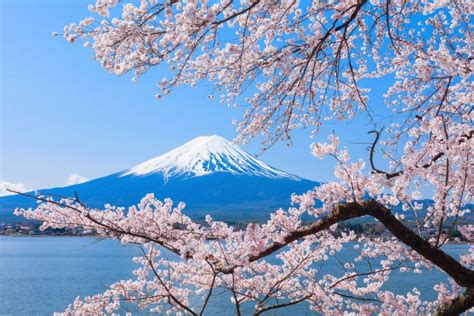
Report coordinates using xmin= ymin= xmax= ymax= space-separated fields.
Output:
xmin=365 ymin=202 xmax=474 ymax=288
xmin=248 ymin=199 xmax=474 ymax=289
xmin=435 ymin=287 xmax=474 ymax=316
xmin=247 ymin=202 xmax=370 ymax=262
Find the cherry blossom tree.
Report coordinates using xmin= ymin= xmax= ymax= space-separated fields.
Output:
xmin=13 ymin=0 xmax=473 ymax=314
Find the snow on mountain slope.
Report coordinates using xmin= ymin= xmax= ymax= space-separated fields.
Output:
xmin=122 ymin=135 xmax=301 ymax=180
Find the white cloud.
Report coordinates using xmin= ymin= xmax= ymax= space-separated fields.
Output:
xmin=66 ymin=174 xmax=89 ymax=185
xmin=0 ymin=181 xmax=33 ymax=197
xmin=0 ymin=174 xmax=89 ymax=197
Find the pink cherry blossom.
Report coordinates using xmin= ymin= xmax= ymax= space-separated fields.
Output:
xmin=12 ymin=0 xmax=474 ymax=314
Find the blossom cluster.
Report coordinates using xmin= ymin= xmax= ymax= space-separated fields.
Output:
xmin=22 ymin=0 xmax=474 ymax=313
xmin=60 ymin=0 xmax=472 ymax=147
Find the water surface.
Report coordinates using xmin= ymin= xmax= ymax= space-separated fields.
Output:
xmin=0 ymin=237 xmax=468 ymax=315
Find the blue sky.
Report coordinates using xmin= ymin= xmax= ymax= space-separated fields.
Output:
xmin=1 ymin=0 xmax=383 ymax=192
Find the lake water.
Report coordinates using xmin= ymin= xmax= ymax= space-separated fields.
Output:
xmin=0 ymin=237 xmax=469 ymax=315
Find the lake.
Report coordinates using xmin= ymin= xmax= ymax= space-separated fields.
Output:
xmin=0 ymin=236 xmax=469 ymax=315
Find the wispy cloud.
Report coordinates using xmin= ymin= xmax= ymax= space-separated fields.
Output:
xmin=66 ymin=174 xmax=89 ymax=185
xmin=0 ymin=174 xmax=89 ymax=197
xmin=0 ymin=181 xmax=33 ymax=196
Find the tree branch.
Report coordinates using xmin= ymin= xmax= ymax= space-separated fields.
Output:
xmin=435 ymin=286 xmax=474 ymax=316
xmin=254 ymin=295 xmax=311 ymax=315
xmin=248 ymin=199 xmax=474 ymax=289
xmin=368 ymin=130 xmax=473 ymax=179
xmin=247 ymin=202 xmax=369 ymax=263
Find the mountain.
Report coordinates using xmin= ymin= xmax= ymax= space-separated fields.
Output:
xmin=122 ymin=135 xmax=301 ymax=180
xmin=0 ymin=135 xmax=318 ymax=223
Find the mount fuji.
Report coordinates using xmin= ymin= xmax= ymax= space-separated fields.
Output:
xmin=0 ymin=135 xmax=318 ymax=223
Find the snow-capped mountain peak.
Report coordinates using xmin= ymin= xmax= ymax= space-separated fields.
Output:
xmin=121 ymin=135 xmax=300 ymax=180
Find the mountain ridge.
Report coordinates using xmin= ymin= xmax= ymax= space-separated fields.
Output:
xmin=0 ymin=135 xmax=318 ymax=223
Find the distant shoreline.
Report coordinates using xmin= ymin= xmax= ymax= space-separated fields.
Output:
xmin=1 ymin=232 xmax=471 ymax=245
xmin=1 ymin=220 xmax=471 ymax=243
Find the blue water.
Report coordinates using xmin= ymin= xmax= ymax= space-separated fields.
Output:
xmin=0 ymin=237 xmax=469 ymax=315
